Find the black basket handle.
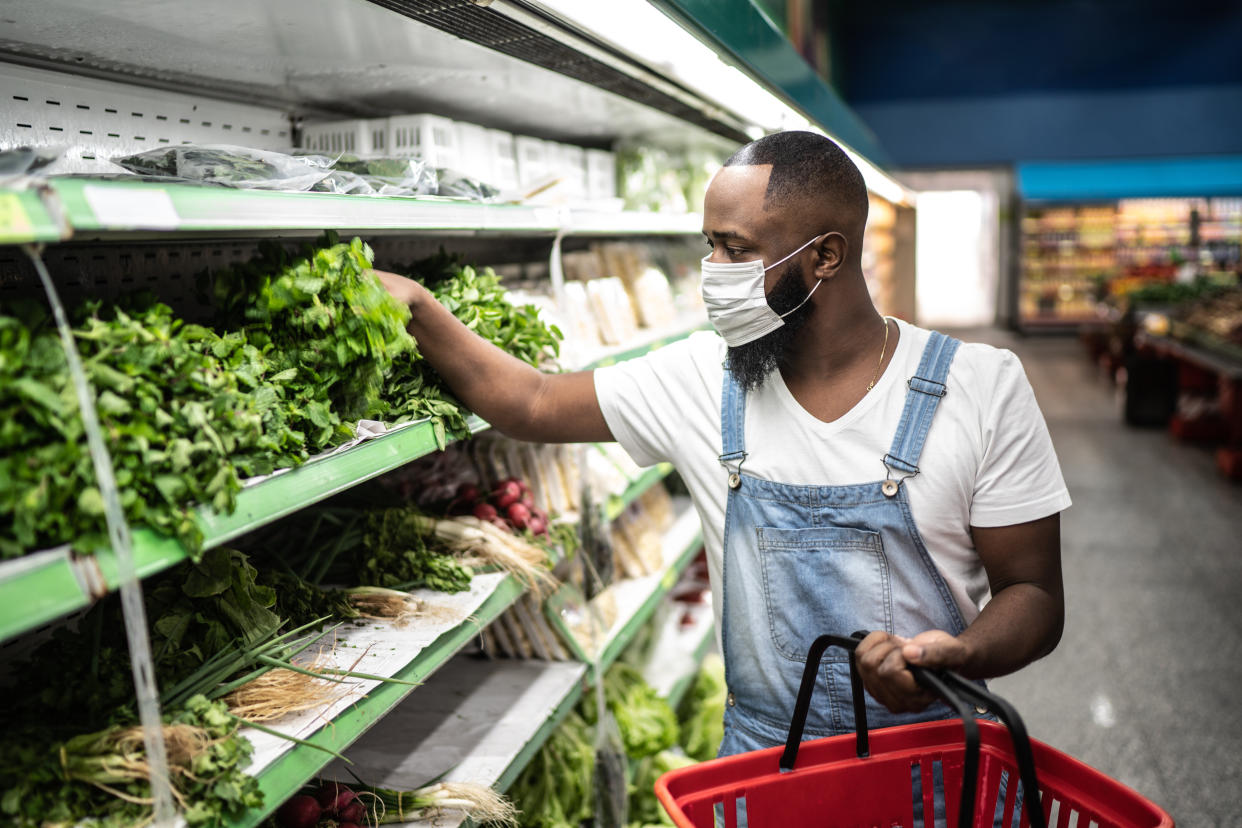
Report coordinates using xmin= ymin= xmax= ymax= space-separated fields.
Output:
xmin=779 ymin=632 xmax=1045 ymax=828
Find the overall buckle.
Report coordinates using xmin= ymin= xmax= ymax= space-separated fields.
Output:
xmin=719 ymin=450 xmax=748 ymax=490
xmin=881 ymin=453 xmax=920 ymax=497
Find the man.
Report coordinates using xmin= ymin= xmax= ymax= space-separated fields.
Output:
xmin=375 ymin=130 xmax=1069 ymax=755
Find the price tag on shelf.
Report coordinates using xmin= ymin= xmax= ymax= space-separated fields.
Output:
xmin=83 ymin=184 xmax=180 ymax=229
xmin=0 ymin=192 xmax=33 ymax=243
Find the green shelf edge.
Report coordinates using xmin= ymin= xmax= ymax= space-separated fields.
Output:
xmin=0 ymin=416 xmax=488 ymax=646
xmin=602 ymin=463 xmax=674 ymax=522
xmin=47 ymin=178 xmax=558 ymax=234
xmin=0 ymin=549 xmax=89 ymax=641
xmin=493 ymin=672 xmax=587 ymax=794
xmin=40 ymin=178 xmax=705 ymax=237
xmin=232 ymin=574 xmax=526 ymax=828
xmin=0 ymin=188 xmax=65 ymax=243
xmin=90 ymin=416 xmax=489 ymax=591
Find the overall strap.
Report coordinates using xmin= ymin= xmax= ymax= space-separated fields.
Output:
xmin=885 ymin=332 xmax=961 ymax=478
xmin=718 ymin=366 xmax=748 ymax=475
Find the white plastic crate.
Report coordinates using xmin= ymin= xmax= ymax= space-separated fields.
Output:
xmin=300 ymin=118 xmax=388 ymax=157
xmin=515 ymin=135 xmax=553 ymax=192
xmin=554 ymin=142 xmax=587 ymax=200
xmin=388 ymin=114 xmax=460 ymax=169
xmin=454 ymin=120 xmax=493 ymax=183
xmin=487 ymin=128 xmax=519 ymax=191
xmin=585 ymin=148 xmax=617 ymax=200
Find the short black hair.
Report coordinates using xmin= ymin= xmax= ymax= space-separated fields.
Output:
xmin=724 ymin=131 xmax=867 ymax=225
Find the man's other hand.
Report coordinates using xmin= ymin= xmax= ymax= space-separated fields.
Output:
xmin=854 ymin=629 xmax=971 ymax=714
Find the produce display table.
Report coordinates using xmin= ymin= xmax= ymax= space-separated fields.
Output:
xmin=1134 ymin=331 xmax=1242 ymax=479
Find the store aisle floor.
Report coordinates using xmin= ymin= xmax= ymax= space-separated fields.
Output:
xmin=952 ymin=329 xmax=1242 ymax=826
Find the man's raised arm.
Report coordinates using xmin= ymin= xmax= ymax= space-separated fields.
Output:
xmin=374 ymin=269 xmax=614 ymax=444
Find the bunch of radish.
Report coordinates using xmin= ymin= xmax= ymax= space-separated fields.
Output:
xmin=275 ymin=782 xmax=365 ymax=828
xmin=449 ymin=477 xmax=549 ymax=536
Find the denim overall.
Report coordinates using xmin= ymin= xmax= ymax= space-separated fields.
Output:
xmin=716 ymin=332 xmax=970 ymax=757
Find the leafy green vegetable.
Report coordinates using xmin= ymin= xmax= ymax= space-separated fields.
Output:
xmin=582 ymin=663 xmax=679 ymax=760
xmin=0 ymin=695 xmax=262 ymax=828
xmin=627 ymin=750 xmax=695 ymax=827
xmin=508 ymin=711 xmax=596 ymax=828
xmin=675 ymin=654 xmax=725 ymax=762
xmin=2 ymin=237 xmax=564 ymax=560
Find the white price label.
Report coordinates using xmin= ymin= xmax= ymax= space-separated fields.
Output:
xmin=84 ymin=185 xmax=180 ymax=229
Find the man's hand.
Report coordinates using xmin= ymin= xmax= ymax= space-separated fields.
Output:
xmin=855 ymin=629 xmax=971 ymax=713
xmin=372 ymin=269 xmax=427 ymax=309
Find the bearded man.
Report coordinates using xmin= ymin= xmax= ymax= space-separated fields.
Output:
xmin=374 ymin=130 xmax=1069 ymax=755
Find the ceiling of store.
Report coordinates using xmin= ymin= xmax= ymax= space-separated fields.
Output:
xmin=820 ymin=0 xmax=1242 ymax=168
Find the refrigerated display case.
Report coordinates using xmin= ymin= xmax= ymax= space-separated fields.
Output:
xmin=0 ymin=2 xmax=913 ymax=825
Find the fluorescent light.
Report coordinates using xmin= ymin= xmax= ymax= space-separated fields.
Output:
xmin=529 ymin=0 xmax=909 ymax=202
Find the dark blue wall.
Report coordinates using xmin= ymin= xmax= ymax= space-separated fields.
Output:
xmin=852 ymin=85 xmax=1242 ymax=167
xmin=828 ymin=0 xmax=1242 ymax=167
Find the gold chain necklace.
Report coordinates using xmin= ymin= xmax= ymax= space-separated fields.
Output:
xmin=866 ymin=317 xmax=891 ymax=391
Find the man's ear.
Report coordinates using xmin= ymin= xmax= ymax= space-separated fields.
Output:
xmin=813 ymin=232 xmax=848 ymax=279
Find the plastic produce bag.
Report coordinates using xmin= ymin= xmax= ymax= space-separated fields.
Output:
xmin=332 ymin=155 xmax=438 ymax=196
xmin=593 ymin=704 xmax=630 ymax=828
xmin=434 ymin=167 xmax=501 ymax=201
xmin=112 ymin=144 xmax=335 ymax=191
xmin=0 ymin=146 xmax=64 ymax=184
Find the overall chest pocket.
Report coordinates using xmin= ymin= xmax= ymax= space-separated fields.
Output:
xmin=756 ymin=525 xmax=894 ymax=663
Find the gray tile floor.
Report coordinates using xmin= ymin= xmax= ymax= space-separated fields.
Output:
xmin=952 ymin=328 xmax=1242 ymax=826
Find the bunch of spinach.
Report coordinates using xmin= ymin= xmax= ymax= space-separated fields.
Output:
xmin=381 ymin=249 xmax=563 ymax=448
xmin=206 ymin=232 xmax=414 ymax=446
xmin=0 ymin=299 xmax=302 ymax=556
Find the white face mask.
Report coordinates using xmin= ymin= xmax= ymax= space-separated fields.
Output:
xmin=700 ymin=234 xmax=825 ymax=347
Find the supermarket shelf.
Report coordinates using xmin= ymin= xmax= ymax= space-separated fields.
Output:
xmin=319 ymin=656 xmax=588 ymax=827
xmin=594 ymin=502 xmax=704 ymax=677
xmin=0 ymin=415 xmax=488 ymax=644
xmin=579 ymin=314 xmax=710 ymax=370
xmin=230 ymin=573 xmax=527 ymax=828
xmin=39 ymin=179 xmax=706 ymax=239
xmin=643 ymin=601 xmax=716 ymax=710
xmin=0 ymin=187 xmax=65 ymax=243
xmin=602 ymin=462 xmax=674 ymax=522
xmin=566 ymin=210 xmax=702 ymax=236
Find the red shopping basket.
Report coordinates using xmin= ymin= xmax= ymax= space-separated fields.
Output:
xmin=657 ymin=634 xmax=1173 ymax=828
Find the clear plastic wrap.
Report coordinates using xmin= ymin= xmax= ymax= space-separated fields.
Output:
xmin=331 ymin=155 xmax=439 ymax=196
xmin=113 ymin=144 xmax=335 ymax=191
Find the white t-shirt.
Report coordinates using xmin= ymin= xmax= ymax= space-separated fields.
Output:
xmin=593 ymin=319 xmax=1071 ymax=635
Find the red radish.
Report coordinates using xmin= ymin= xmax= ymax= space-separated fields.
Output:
xmin=337 ymin=799 xmax=365 ymax=824
xmin=455 ymin=483 xmax=480 ymax=503
xmin=520 ymin=489 xmax=535 ymax=508
xmin=490 ymin=517 xmax=511 ymax=530
xmin=315 ymin=783 xmax=348 ymax=809
xmin=492 ymin=480 xmax=522 ymax=509
xmin=506 ymin=502 xmax=532 ymax=530
xmin=276 ymin=795 xmax=321 ymax=828
xmin=472 ymin=502 xmax=499 ymax=521
xmin=315 ymin=783 xmax=360 ymax=817
xmin=528 ymin=514 xmax=548 ymax=535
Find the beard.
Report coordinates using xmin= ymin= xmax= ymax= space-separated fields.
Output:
xmin=725 ymin=262 xmax=815 ymax=393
